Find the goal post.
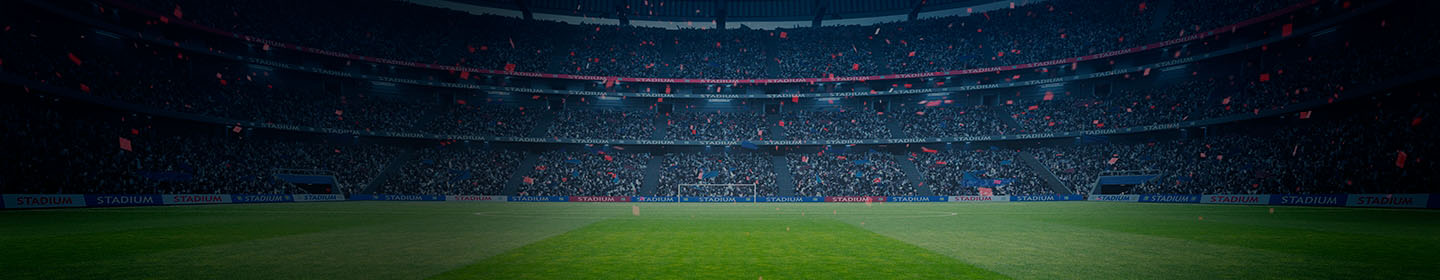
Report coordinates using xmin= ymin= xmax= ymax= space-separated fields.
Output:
xmin=675 ymin=183 xmax=759 ymax=202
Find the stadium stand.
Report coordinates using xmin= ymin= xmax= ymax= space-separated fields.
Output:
xmin=548 ymin=109 xmax=657 ymax=140
xmin=897 ymin=105 xmax=1017 ymax=138
xmin=520 ymin=151 xmax=650 ymax=196
xmin=665 ymin=111 xmax=769 ymax=141
xmin=912 ymin=149 xmax=1053 ymax=196
xmin=0 ymin=95 xmax=397 ymax=195
xmin=656 ymin=152 xmax=778 ymax=197
xmin=1 ymin=0 xmax=1435 ymax=199
xmin=781 ymin=109 xmax=891 ymax=140
xmin=379 ymin=147 xmax=522 ymax=195
xmin=1032 ymin=90 xmax=1440 ymax=195
xmin=117 ymin=0 xmax=1316 ymax=78
xmin=788 ymin=151 xmax=919 ymax=196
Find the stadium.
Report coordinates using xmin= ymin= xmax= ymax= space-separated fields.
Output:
xmin=2 ymin=0 xmax=1439 ymax=278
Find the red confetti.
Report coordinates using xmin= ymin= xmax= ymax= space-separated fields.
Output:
xmin=67 ymin=53 xmax=83 ymax=65
xmin=118 ymin=137 xmax=132 ymax=151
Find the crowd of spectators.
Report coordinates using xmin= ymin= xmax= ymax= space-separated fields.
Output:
xmin=519 ymin=150 xmax=650 ymax=196
xmin=378 ymin=147 xmax=522 ymax=195
xmin=7 ymin=87 xmax=1436 ymax=196
xmin=1030 ymin=90 xmax=1440 ymax=195
xmin=427 ymin=105 xmax=538 ymax=137
xmin=547 ymin=109 xmax=657 ymax=139
xmin=782 ymin=109 xmax=891 ymax=140
xmin=1156 ymin=0 xmax=1299 ymax=40
xmin=656 ymin=152 xmax=777 ymax=197
xmin=0 ymin=19 xmax=432 ymax=132
xmin=1001 ymin=13 xmax=1440 ymax=135
xmin=788 ymin=150 xmax=918 ymax=196
xmin=664 ymin=111 xmax=768 ymax=141
xmin=1008 ymin=80 xmax=1213 ymax=133
xmin=1209 ymin=22 xmax=1440 ymax=119
xmin=8 ymin=21 xmax=1437 ymax=145
xmin=0 ymin=96 xmax=398 ymax=195
xmin=10 ymin=0 xmax=1440 ymax=198
xmin=774 ymin=0 xmax=1156 ymax=77
xmin=114 ymin=0 xmax=1315 ymax=79
xmin=561 ymin=25 xmax=667 ymax=78
xmin=666 ymin=30 xmax=771 ymax=79
xmin=911 ymin=149 xmax=1053 ymax=196
xmin=897 ymin=105 xmax=1016 ymax=138
xmin=11 ymin=0 xmax=1435 ymax=145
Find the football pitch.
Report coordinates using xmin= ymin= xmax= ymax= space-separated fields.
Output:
xmin=2 ymin=202 xmax=1438 ymax=279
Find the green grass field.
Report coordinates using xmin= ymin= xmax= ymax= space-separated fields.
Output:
xmin=3 ymin=202 xmax=1439 ymax=279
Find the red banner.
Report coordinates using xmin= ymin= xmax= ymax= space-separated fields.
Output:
xmin=568 ymin=196 xmax=631 ymax=202
xmin=825 ymin=196 xmax=888 ymax=203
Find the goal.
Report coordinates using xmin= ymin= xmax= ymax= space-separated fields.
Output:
xmin=675 ymin=183 xmax=759 ymax=200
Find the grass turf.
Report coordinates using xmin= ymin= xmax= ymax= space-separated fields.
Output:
xmin=1 ymin=202 xmax=1438 ymax=279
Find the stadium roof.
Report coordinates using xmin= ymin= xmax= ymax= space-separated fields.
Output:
xmin=427 ymin=0 xmax=1011 ymax=26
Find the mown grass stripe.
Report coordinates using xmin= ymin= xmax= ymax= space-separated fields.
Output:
xmin=433 ymin=210 xmax=1008 ymax=279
